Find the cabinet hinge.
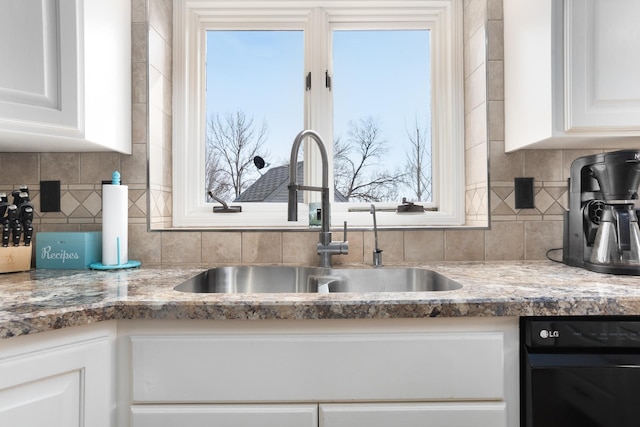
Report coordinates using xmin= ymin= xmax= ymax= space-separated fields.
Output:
xmin=306 ymin=72 xmax=311 ymax=91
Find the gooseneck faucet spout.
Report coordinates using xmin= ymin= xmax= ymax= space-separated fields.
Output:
xmin=287 ymin=130 xmax=329 ymax=230
xmin=288 ymin=130 xmax=348 ymax=268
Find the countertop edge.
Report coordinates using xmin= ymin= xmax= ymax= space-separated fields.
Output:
xmin=3 ymin=261 xmax=640 ymax=339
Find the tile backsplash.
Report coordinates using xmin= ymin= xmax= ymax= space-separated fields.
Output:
xmin=0 ymin=0 xmax=619 ymax=265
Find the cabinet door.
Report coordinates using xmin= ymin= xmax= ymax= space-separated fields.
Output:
xmin=565 ymin=0 xmax=640 ymax=131
xmin=0 ymin=370 xmax=81 ymax=427
xmin=0 ymin=0 xmax=131 ymax=153
xmin=0 ymin=0 xmax=78 ymax=130
xmin=0 ymin=336 xmax=111 ymax=427
xmin=131 ymin=404 xmax=318 ymax=427
xmin=319 ymin=402 xmax=506 ymax=427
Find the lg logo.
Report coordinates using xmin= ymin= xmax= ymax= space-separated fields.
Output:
xmin=539 ymin=329 xmax=559 ymax=339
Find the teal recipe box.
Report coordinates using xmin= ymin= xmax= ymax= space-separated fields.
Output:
xmin=36 ymin=232 xmax=102 ymax=269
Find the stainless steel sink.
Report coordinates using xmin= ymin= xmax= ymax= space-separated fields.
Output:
xmin=173 ymin=266 xmax=462 ymax=294
xmin=323 ymin=268 xmax=462 ymax=293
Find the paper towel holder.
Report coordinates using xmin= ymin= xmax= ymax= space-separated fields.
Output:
xmin=89 ymin=171 xmax=141 ymax=270
xmin=90 ymin=259 xmax=141 ymax=270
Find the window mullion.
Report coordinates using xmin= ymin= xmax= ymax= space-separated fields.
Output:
xmin=303 ymin=8 xmax=333 ymax=206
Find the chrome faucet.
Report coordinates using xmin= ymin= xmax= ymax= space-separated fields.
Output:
xmin=287 ymin=130 xmax=348 ymax=268
xmin=370 ymin=204 xmax=383 ymax=267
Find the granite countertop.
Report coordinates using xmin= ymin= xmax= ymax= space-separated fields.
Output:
xmin=2 ymin=261 xmax=640 ymax=339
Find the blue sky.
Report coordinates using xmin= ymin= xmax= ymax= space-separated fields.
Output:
xmin=206 ymin=31 xmax=304 ymax=165
xmin=205 ymin=29 xmax=431 ymax=186
xmin=332 ymin=30 xmax=431 ymax=171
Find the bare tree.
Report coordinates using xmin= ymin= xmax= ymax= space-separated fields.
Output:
xmin=205 ymin=110 xmax=269 ymax=201
xmin=205 ymin=152 xmax=233 ymax=202
xmin=404 ymin=119 xmax=432 ymax=201
xmin=332 ymin=135 xmax=351 ymax=196
xmin=334 ymin=116 xmax=405 ymax=202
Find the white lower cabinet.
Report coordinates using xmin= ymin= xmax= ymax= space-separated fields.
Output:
xmin=131 ymin=404 xmax=318 ymax=427
xmin=0 ymin=318 xmax=518 ymax=427
xmin=319 ymin=402 xmax=507 ymax=427
xmin=0 ymin=370 xmax=82 ymax=427
xmin=0 ymin=323 xmax=115 ymax=427
xmin=130 ymin=402 xmax=505 ymax=427
xmin=122 ymin=318 xmax=518 ymax=427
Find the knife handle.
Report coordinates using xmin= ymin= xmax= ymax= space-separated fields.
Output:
xmin=20 ymin=206 xmax=34 ymax=246
xmin=7 ymin=205 xmax=19 ymax=246
xmin=1 ymin=222 xmax=8 ymax=247
xmin=11 ymin=222 xmax=21 ymax=246
xmin=23 ymin=222 xmax=33 ymax=246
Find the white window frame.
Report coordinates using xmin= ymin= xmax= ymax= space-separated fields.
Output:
xmin=173 ymin=0 xmax=464 ymax=229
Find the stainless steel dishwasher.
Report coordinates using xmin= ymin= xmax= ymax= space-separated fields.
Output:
xmin=521 ymin=316 xmax=640 ymax=427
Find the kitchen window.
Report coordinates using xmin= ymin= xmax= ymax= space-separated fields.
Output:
xmin=173 ymin=0 xmax=464 ymax=228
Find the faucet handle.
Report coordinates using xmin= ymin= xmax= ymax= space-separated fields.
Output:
xmin=342 ymin=221 xmax=348 ymax=242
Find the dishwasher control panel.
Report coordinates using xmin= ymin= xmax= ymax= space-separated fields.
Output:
xmin=523 ymin=317 xmax=640 ymax=349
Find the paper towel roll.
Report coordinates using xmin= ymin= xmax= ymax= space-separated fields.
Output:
xmin=102 ymin=183 xmax=128 ymax=266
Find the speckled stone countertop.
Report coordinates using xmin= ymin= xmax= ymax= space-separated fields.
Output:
xmin=2 ymin=261 xmax=640 ymax=339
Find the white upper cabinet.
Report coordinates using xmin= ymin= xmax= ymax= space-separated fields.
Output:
xmin=0 ymin=0 xmax=131 ymax=153
xmin=565 ymin=0 xmax=640 ymax=131
xmin=504 ymin=0 xmax=640 ymax=151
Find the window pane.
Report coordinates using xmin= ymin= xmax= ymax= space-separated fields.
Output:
xmin=205 ymin=30 xmax=304 ymax=203
xmin=332 ymin=30 xmax=432 ymax=203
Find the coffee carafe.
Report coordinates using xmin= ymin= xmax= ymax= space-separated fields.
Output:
xmin=589 ymin=203 xmax=640 ymax=265
xmin=563 ymin=150 xmax=640 ymax=275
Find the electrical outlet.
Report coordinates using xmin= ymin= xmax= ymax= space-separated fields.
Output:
xmin=514 ymin=177 xmax=535 ymax=209
xmin=40 ymin=180 xmax=61 ymax=212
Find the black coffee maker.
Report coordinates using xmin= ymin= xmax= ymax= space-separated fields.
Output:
xmin=563 ymin=150 xmax=640 ymax=275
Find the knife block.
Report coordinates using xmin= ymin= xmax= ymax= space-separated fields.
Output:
xmin=0 ymin=245 xmax=32 ymax=273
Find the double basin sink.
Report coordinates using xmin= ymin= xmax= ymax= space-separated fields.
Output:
xmin=174 ymin=265 xmax=462 ymax=294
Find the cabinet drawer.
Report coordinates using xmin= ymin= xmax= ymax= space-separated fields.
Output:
xmin=131 ymin=404 xmax=317 ymax=427
xmin=131 ymin=332 xmax=504 ymax=403
xmin=319 ymin=402 xmax=506 ymax=427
